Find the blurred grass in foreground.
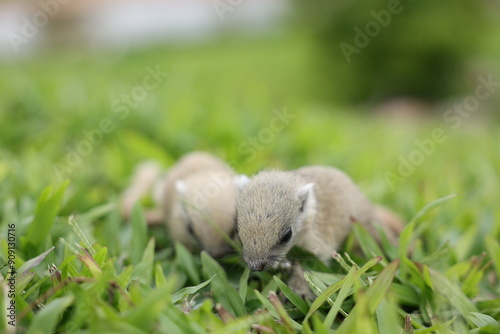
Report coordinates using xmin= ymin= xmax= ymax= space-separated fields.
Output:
xmin=0 ymin=36 xmax=499 ymax=333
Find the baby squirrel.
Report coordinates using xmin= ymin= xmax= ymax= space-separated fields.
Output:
xmin=158 ymin=152 xmax=239 ymax=257
xmin=121 ymin=152 xmax=240 ymax=257
xmin=236 ymin=165 xmax=403 ymax=297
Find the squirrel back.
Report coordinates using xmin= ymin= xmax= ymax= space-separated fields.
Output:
xmin=293 ymin=166 xmax=376 ymax=261
xmin=295 ymin=166 xmax=404 ymax=255
xmin=160 ymin=152 xmax=233 ymax=214
xmin=160 ymin=152 xmax=237 ymax=257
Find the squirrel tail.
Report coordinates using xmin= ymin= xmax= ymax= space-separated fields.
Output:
xmin=121 ymin=161 xmax=165 ymax=225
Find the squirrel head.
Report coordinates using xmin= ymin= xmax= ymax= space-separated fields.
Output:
xmin=173 ymin=171 xmax=240 ymax=257
xmin=235 ymin=171 xmax=315 ymax=271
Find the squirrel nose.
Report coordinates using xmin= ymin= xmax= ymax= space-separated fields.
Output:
xmin=249 ymin=261 xmax=266 ymax=271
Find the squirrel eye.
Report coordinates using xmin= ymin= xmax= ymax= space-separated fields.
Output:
xmin=185 ymin=216 xmax=195 ymax=236
xmin=187 ymin=223 xmax=195 ymax=235
xmin=279 ymin=228 xmax=292 ymax=244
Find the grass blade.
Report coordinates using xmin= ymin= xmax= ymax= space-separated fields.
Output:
xmin=68 ymin=215 xmax=95 ymax=255
xmin=322 ymin=266 xmax=356 ymax=329
xmin=403 ymin=314 xmax=414 ymax=334
xmin=268 ymin=291 xmax=297 ymax=332
xmin=25 ymin=181 xmax=69 ymax=255
xmin=238 ymin=267 xmax=250 ymax=303
xmin=485 ymin=236 xmax=500 ymax=277
xmin=352 ymin=223 xmax=386 ymax=261
xmin=468 ymin=312 xmax=500 ymax=331
xmin=274 ymin=275 xmax=309 ymax=315
xmin=336 ymin=290 xmax=377 ymax=334
xmin=335 ymin=260 xmax=399 ymax=334
xmin=201 ymin=251 xmax=246 ymax=317
xmin=253 ymin=290 xmax=301 ymax=332
xmin=154 ymin=263 xmax=167 ymax=288
xmin=77 ymin=245 xmax=102 ymax=279
xmin=130 ymin=203 xmax=147 ymax=265
xmin=126 ymin=282 xmax=176 ymax=330
xmin=171 ymin=275 xmax=215 ymax=304
xmin=399 ymin=194 xmax=457 ymax=260
xmin=429 ymin=268 xmax=478 ymax=326
xmin=17 ymin=247 xmax=55 ymax=286
xmin=305 ymin=256 xmax=382 ymax=321
xmin=376 ymin=297 xmax=400 ymax=334
xmin=131 ymin=238 xmax=155 ymax=284
xmin=175 ymin=243 xmax=201 ymax=284
xmin=27 ymin=295 xmax=74 ymax=334
xmin=408 ymin=193 xmax=458 ymax=226
xmin=364 ymin=259 xmax=399 ymax=314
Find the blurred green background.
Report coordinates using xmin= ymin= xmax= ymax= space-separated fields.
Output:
xmin=299 ymin=0 xmax=500 ymax=104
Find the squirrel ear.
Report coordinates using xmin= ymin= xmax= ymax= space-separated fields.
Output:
xmin=297 ymin=183 xmax=314 ymax=212
xmin=175 ymin=180 xmax=187 ymax=196
xmin=234 ymin=175 xmax=249 ymax=191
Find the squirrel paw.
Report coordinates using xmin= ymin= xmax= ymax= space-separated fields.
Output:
xmin=272 ymin=260 xmax=292 ymax=270
xmin=288 ymin=269 xmax=315 ymax=300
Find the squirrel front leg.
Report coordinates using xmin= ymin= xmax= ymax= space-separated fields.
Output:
xmin=287 ymin=262 xmax=316 ymax=300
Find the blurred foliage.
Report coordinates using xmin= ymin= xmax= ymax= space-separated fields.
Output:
xmin=297 ymin=0 xmax=497 ymax=104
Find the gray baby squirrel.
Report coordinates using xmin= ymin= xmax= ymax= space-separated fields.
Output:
xmin=122 ymin=152 xmax=240 ymax=258
xmin=235 ymin=165 xmax=403 ymax=298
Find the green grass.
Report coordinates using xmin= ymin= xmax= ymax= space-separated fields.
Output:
xmin=1 ymin=36 xmax=500 ymax=333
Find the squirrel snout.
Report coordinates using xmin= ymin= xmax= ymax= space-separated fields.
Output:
xmin=246 ymin=258 xmax=268 ymax=271
xmin=249 ymin=263 xmax=265 ymax=271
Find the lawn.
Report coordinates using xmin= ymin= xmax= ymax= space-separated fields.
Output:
xmin=1 ymin=35 xmax=499 ymax=333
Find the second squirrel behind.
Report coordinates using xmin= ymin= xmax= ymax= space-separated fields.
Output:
xmin=122 ymin=152 xmax=240 ymax=258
